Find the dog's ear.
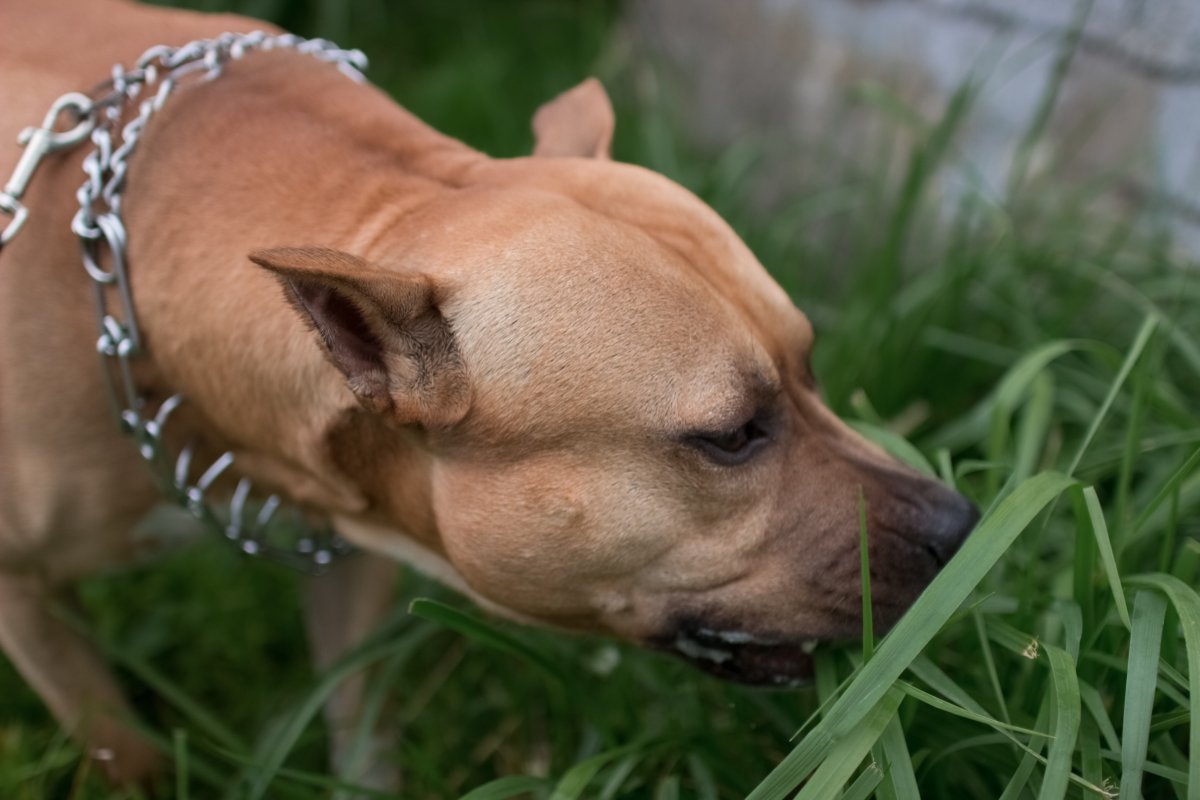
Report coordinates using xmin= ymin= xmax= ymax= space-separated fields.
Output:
xmin=249 ymin=247 xmax=470 ymax=428
xmin=532 ymin=78 xmax=614 ymax=159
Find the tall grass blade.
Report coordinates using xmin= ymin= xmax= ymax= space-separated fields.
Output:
xmin=1078 ymin=717 xmax=1104 ymax=797
xmin=860 ymin=486 xmax=874 ymax=662
xmin=1121 ymin=590 xmax=1168 ymax=800
xmin=67 ymin=607 xmax=246 ymax=753
xmin=897 ymin=681 xmax=1040 ymax=736
xmin=839 ymin=763 xmax=884 ymax=800
xmin=1081 ymin=486 xmax=1131 ymax=629
xmin=1072 ymin=262 xmax=1200 ymax=380
xmin=1133 ymin=446 xmax=1200 ymax=537
xmin=1126 ymin=574 xmax=1200 ymax=799
xmin=654 ymin=775 xmax=680 ymax=800
xmin=1072 ymin=486 xmax=1099 ymax=633
xmin=1149 ymin=709 xmax=1189 ymax=735
xmin=1012 ymin=372 xmax=1055 ymax=487
xmin=928 ymin=341 xmax=1083 ymax=450
xmin=1148 ymin=733 xmax=1191 ymax=797
xmin=1057 ymin=599 xmax=1083 ymax=662
xmin=1175 ymin=537 xmax=1200 ymax=586
xmin=909 ymin=654 xmax=989 ymax=716
xmin=210 ymin=746 xmax=405 ymax=799
xmin=998 ymin=700 xmax=1051 ymax=800
xmin=794 ymin=687 xmax=904 ymax=800
xmin=877 ymin=714 xmax=920 ymax=799
xmin=1037 ymin=645 xmax=1081 ymax=800
xmin=334 ymin=647 xmax=408 ymax=798
xmin=747 ymin=472 xmax=1075 ymax=799
xmin=849 ymin=421 xmax=936 ymax=477
xmin=936 ymin=449 xmax=956 ymax=488
xmin=1065 ymin=315 xmax=1158 ymax=477
xmin=409 ymin=598 xmax=562 ymax=679
xmin=685 ymin=755 xmax=719 ymax=800
xmin=174 ymin=729 xmax=189 ymax=800
xmin=459 ymin=775 xmax=550 ymax=800
xmin=1101 ymin=750 xmax=1189 ymax=786
xmin=1080 ymin=681 xmax=1122 ymax=754
xmin=972 ymin=610 xmax=1012 ymax=725
xmin=597 ymin=755 xmax=642 ymax=800
xmin=266 ymin=763 xmax=421 ymax=798
xmin=550 ymin=742 xmax=652 ymax=800
xmin=244 ymin=624 xmax=435 ymax=800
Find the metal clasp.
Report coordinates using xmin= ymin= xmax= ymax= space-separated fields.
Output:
xmin=1 ymin=92 xmax=96 ymax=249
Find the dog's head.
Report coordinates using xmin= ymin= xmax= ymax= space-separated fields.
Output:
xmin=249 ymin=80 xmax=976 ymax=685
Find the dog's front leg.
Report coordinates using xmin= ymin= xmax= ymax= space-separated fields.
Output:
xmin=303 ymin=552 xmax=400 ymax=791
xmin=0 ymin=573 xmax=160 ymax=787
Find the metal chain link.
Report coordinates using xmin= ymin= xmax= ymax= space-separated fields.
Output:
xmin=0 ymin=31 xmax=369 ymax=573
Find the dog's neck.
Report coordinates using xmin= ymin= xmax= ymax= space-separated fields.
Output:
xmin=121 ymin=51 xmax=481 ymax=546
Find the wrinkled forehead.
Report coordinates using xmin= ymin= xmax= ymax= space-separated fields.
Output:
xmin=480 ymin=157 xmax=806 ymax=336
xmin=413 ymin=184 xmax=777 ymax=433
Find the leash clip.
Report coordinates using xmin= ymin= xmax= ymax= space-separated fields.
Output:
xmin=1 ymin=92 xmax=96 ymax=249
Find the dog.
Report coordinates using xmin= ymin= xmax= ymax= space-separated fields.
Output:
xmin=0 ymin=0 xmax=978 ymax=787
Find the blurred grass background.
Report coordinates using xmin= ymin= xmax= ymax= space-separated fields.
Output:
xmin=2 ymin=1 xmax=1198 ymax=798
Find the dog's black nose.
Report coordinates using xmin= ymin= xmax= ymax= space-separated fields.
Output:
xmin=853 ymin=457 xmax=980 ymax=569
xmin=919 ymin=483 xmax=979 ymax=567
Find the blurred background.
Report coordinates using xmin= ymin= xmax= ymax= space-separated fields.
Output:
xmin=634 ymin=0 xmax=1200 ymax=253
xmin=3 ymin=1 xmax=1197 ymax=798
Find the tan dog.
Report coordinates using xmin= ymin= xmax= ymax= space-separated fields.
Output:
xmin=0 ymin=0 xmax=977 ymax=787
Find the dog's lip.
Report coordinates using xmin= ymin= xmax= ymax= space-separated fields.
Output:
xmin=658 ymin=626 xmax=820 ymax=687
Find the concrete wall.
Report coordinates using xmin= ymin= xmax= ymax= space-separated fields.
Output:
xmin=627 ymin=0 xmax=1200 ymax=252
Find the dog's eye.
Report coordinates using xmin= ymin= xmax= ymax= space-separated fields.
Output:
xmin=689 ymin=416 xmax=770 ymax=466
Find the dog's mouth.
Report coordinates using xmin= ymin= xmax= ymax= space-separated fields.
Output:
xmin=653 ymin=624 xmax=819 ymax=687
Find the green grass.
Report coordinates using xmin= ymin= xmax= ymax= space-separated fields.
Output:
xmin=4 ymin=1 xmax=1199 ymax=798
